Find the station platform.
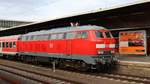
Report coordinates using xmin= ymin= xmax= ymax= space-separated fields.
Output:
xmin=114 ymin=55 xmax=150 ymax=77
xmin=117 ymin=55 xmax=150 ymax=63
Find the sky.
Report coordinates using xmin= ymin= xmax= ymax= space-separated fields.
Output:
xmin=0 ymin=0 xmax=148 ymax=22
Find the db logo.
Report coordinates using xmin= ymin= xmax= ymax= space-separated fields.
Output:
xmin=49 ymin=43 xmax=53 ymax=48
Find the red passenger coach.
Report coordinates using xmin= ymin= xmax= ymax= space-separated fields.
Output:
xmin=0 ymin=35 xmax=20 ymax=57
xmin=17 ymin=25 xmax=117 ymax=70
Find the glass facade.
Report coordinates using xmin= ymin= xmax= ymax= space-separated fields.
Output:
xmin=0 ymin=20 xmax=32 ymax=30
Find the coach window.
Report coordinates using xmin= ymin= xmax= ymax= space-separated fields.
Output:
xmin=66 ymin=32 xmax=76 ymax=39
xmin=6 ymin=42 xmax=9 ymax=48
xmin=9 ymin=42 xmax=13 ymax=48
xmin=2 ymin=42 xmax=5 ymax=48
xmin=13 ymin=42 xmax=16 ymax=48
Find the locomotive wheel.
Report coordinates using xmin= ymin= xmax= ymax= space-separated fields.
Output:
xmin=79 ymin=61 xmax=89 ymax=71
xmin=57 ymin=59 xmax=66 ymax=69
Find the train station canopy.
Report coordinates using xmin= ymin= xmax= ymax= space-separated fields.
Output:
xmin=0 ymin=1 xmax=149 ymax=36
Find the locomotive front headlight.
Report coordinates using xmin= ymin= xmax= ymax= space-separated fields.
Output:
xmin=111 ymin=50 xmax=115 ymax=53
xmin=109 ymin=44 xmax=115 ymax=48
xmin=97 ymin=50 xmax=104 ymax=54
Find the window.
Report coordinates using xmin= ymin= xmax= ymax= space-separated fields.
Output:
xmin=9 ymin=42 xmax=13 ymax=48
xmin=51 ymin=34 xmax=57 ymax=40
xmin=30 ymin=35 xmax=34 ymax=40
xmin=32 ymin=36 xmax=37 ymax=40
xmin=35 ymin=35 xmax=40 ymax=40
xmin=66 ymin=32 xmax=76 ymax=39
xmin=21 ymin=36 xmax=26 ymax=41
xmin=105 ymin=32 xmax=112 ymax=38
xmin=25 ymin=36 xmax=29 ymax=41
xmin=48 ymin=34 xmax=51 ymax=40
xmin=81 ymin=32 xmax=87 ymax=38
xmin=76 ymin=32 xmax=87 ymax=39
xmin=0 ymin=42 xmax=1 ymax=48
xmin=76 ymin=32 xmax=82 ymax=38
xmin=21 ymin=36 xmax=29 ymax=41
xmin=2 ymin=42 xmax=5 ymax=48
xmin=42 ymin=34 xmax=49 ymax=40
xmin=57 ymin=33 xmax=64 ymax=39
xmin=95 ymin=31 xmax=104 ymax=38
xmin=6 ymin=42 xmax=9 ymax=48
xmin=13 ymin=42 xmax=16 ymax=48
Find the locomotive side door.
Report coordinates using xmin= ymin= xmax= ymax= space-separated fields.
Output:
xmin=66 ymin=39 xmax=72 ymax=56
xmin=0 ymin=41 xmax=2 ymax=55
xmin=71 ymin=31 xmax=89 ymax=55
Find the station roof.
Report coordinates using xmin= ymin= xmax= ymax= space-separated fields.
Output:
xmin=0 ymin=1 xmax=149 ymax=36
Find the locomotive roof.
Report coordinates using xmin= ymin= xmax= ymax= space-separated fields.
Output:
xmin=24 ymin=25 xmax=106 ymax=36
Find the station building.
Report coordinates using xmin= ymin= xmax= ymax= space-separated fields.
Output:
xmin=0 ymin=19 xmax=32 ymax=30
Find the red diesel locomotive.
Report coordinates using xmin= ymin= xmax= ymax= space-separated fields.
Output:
xmin=0 ymin=25 xmax=117 ymax=70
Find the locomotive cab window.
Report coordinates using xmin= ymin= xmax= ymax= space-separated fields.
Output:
xmin=81 ymin=32 xmax=87 ymax=38
xmin=76 ymin=32 xmax=88 ymax=39
xmin=95 ymin=31 xmax=104 ymax=38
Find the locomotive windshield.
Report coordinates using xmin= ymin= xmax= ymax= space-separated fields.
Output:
xmin=105 ymin=32 xmax=111 ymax=38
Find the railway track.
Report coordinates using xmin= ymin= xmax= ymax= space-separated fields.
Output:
xmin=0 ymin=59 xmax=150 ymax=84
xmin=57 ymin=69 xmax=150 ymax=84
xmin=0 ymin=64 xmax=80 ymax=84
xmin=96 ymin=73 xmax=150 ymax=84
xmin=37 ymin=65 xmax=150 ymax=84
